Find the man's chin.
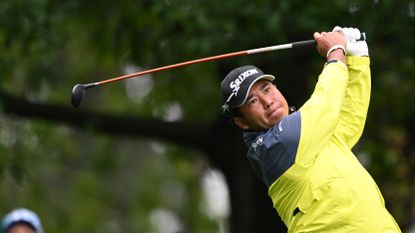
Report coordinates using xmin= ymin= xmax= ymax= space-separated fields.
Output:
xmin=250 ymin=123 xmax=271 ymax=131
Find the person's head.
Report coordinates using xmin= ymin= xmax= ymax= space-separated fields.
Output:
xmin=221 ymin=65 xmax=289 ymax=131
xmin=2 ymin=208 xmax=43 ymax=233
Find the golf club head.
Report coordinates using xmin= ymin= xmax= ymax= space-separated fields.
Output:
xmin=71 ymin=84 xmax=85 ymax=108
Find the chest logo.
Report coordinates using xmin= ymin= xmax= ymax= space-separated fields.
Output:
xmin=252 ymin=137 xmax=263 ymax=151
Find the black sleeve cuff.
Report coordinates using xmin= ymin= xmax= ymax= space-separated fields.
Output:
xmin=325 ymin=59 xmax=339 ymax=66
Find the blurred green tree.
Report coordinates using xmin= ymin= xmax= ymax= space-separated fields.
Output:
xmin=1 ymin=0 xmax=414 ymax=232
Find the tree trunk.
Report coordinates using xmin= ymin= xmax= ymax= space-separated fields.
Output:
xmin=207 ymin=118 xmax=287 ymax=233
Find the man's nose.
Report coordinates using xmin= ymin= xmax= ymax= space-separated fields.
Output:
xmin=260 ymin=95 xmax=273 ymax=109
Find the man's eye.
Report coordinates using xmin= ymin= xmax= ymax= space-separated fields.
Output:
xmin=261 ymin=83 xmax=271 ymax=92
xmin=249 ymin=98 xmax=257 ymax=105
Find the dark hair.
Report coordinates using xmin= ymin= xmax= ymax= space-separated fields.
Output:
xmin=223 ymin=107 xmax=245 ymax=128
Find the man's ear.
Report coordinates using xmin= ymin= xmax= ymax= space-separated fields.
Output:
xmin=233 ymin=116 xmax=250 ymax=130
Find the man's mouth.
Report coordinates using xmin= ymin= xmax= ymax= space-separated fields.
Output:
xmin=267 ymin=103 xmax=283 ymax=119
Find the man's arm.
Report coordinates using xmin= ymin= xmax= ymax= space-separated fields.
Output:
xmin=333 ymin=56 xmax=370 ymax=148
xmin=295 ymin=31 xmax=349 ymax=167
xmin=331 ymin=27 xmax=371 ymax=148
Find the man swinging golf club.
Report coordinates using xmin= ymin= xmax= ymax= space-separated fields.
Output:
xmin=220 ymin=26 xmax=402 ymax=232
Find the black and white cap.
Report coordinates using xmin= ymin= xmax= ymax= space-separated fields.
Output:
xmin=220 ymin=65 xmax=275 ymax=116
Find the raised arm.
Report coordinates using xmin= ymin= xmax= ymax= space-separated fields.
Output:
xmin=334 ymin=56 xmax=370 ymax=148
xmin=332 ymin=27 xmax=371 ymax=148
xmin=295 ymin=31 xmax=349 ymax=166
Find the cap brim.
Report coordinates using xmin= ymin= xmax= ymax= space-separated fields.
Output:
xmin=236 ymin=74 xmax=276 ymax=108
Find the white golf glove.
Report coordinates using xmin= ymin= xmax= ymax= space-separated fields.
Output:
xmin=332 ymin=26 xmax=369 ymax=56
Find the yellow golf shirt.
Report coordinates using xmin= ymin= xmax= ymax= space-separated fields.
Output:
xmin=243 ymin=57 xmax=401 ymax=232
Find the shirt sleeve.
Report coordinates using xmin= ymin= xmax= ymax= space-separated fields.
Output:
xmin=333 ymin=56 xmax=371 ymax=148
xmin=296 ymin=61 xmax=349 ymax=167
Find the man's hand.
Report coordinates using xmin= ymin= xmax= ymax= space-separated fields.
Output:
xmin=314 ymin=31 xmax=347 ymax=64
xmin=332 ymin=26 xmax=369 ymax=57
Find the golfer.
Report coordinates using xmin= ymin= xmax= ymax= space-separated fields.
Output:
xmin=220 ymin=27 xmax=401 ymax=232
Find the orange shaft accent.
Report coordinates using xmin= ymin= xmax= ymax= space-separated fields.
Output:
xmin=97 ymin=50 xmax=248 ymax=86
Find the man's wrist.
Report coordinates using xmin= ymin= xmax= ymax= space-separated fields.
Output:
xmin=326 ymin=45 xmax=346 ymax=58
xmin=327 ymin=49 xmax=346 ymax=64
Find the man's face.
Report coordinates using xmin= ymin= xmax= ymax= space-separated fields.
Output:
xmin=7 ymin=223 xmax=36 ymax=233
xmin=233 ymin=80 xmax=289 ymax=131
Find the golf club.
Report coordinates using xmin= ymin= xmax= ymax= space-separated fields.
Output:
xmin=71 ymin=33 xmax=366 ymax=108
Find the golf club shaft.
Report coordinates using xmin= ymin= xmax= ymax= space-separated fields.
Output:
xmin=85 ymin=32 xmax=365 ymax=88
xmin=88 ymin=40 xmax=316 ymax=88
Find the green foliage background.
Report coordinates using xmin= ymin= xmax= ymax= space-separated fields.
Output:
xmin=1 ymin=0 xmax=415 ymax=232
